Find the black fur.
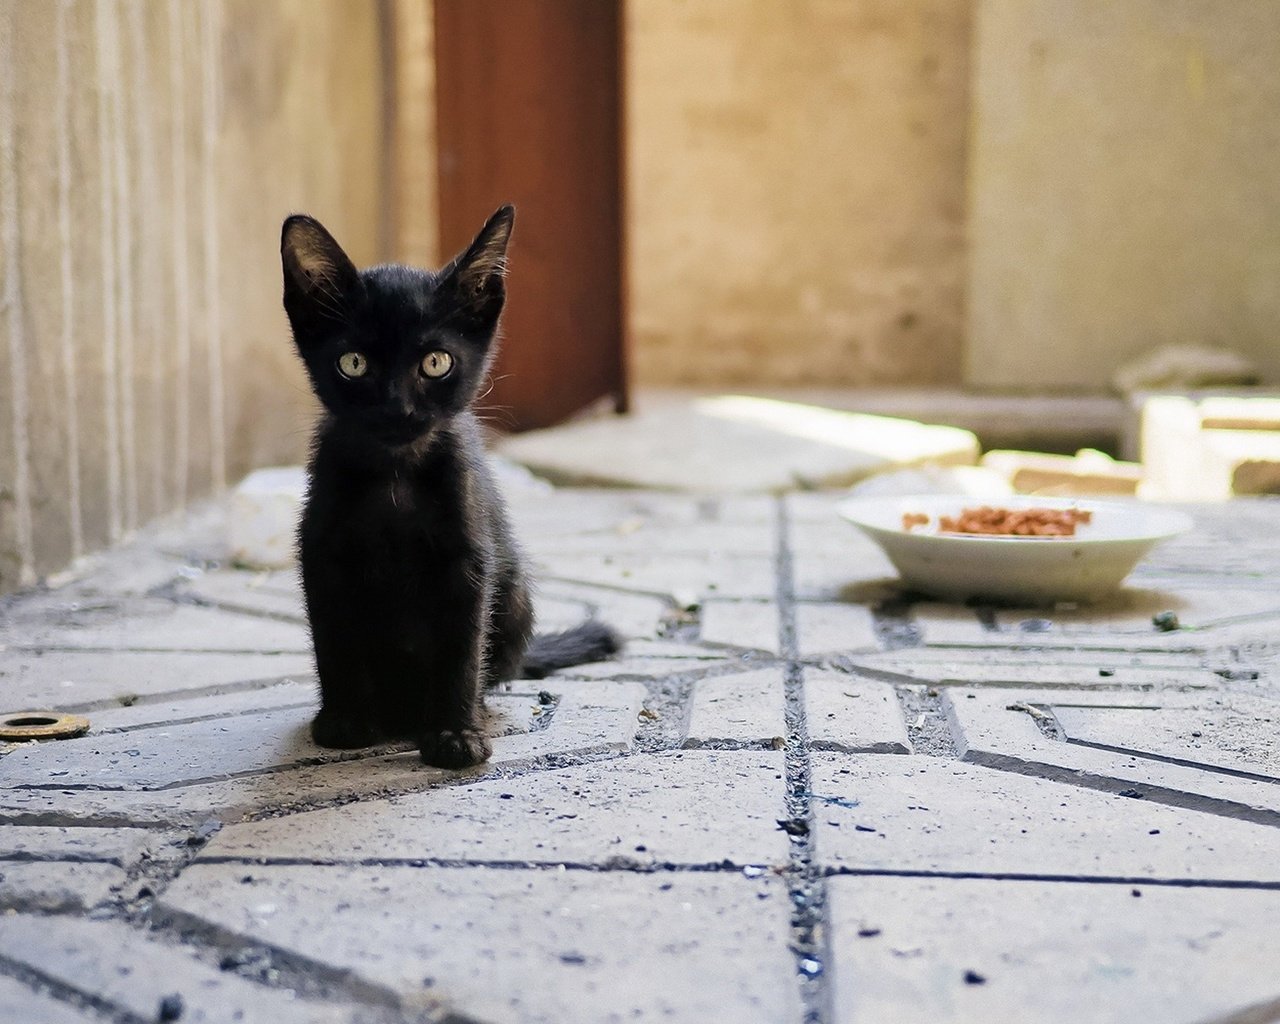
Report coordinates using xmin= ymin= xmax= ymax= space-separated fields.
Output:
xmin=281 ymin=206 xmax=620 ymax=768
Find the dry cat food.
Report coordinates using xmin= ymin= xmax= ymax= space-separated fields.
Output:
xmin=902 ymin=506 xmax=1093 ymax=537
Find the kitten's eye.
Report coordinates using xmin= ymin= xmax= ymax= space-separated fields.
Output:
xmin=420 ymin=350 xmax=454 ymax=379
xmin=337 ymin=351 xmax=368 ymax=379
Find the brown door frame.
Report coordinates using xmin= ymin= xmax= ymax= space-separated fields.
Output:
xmin=433 ymin=0 xmax=629 ymax=433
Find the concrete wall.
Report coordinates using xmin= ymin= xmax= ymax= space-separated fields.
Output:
xmin=0 ymin=0 xmax=390 ymax=591
xmin=626 ymin=0 xmax=973 ymax=389
xmin=967 ymin=1 xmax=1280 ymax=390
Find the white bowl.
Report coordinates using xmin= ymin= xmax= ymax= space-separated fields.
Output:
xmin=838 ymin=495 xmax=1193 ymax=605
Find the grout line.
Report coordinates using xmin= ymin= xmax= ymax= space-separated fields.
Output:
xmin=166 ymin=856 xmax=1280 ymax=893
xmin=190 ymin=855 xmax=784 ymax=873
xmin=819 ymin=867 xmax=1280 ymax=890
xmin=776 ymin=496 xmax=831 ymax=1024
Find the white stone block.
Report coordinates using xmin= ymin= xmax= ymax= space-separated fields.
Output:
xmin=1139 ymin=395 xmax=1280 ymax=501
xmin=227 ymin=466 xmax=307 ymax=569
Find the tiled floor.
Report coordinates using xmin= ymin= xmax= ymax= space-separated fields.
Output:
xmin=1 ymin=487 xmax=1278 ymax=1023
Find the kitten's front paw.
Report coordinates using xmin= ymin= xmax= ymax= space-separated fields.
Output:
xmin=311 ymin=710 xmax=380 ymax=749
xmin=418 ymin=728 xmax=492 ymax=769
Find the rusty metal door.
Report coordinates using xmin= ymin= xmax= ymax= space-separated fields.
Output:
xmin=434 ymin=0 xmax=627 ymax=433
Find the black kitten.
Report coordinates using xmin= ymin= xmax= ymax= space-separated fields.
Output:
xmin=281 ymin=206 xmax=619 ymax=768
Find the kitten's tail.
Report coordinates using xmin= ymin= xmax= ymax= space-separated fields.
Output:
xmin=521 ymin=621 xmax=622 ymax=679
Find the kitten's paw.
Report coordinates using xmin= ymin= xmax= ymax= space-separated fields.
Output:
xmin=311 ymin=710 xmax=380 ymax=749
xmin=418 ymin=728 xmax=492 ymax=769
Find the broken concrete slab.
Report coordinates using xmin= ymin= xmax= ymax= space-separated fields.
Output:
xmin=828 ymin=877 xmax=1280 ymax=1024
xmin=196 ymin=750 xmax=789 ymax=869
xmin=159 ymin=864 xmax=800 ymax=1024
xmin=497 ymin=395 xmax=978 ymax=493
xmin=811 ymin=753 xmax=1280 ymax=881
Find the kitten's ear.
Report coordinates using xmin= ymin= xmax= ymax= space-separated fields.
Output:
xmin=438 ymin=205 xmax=515 ymax=325
xmin=280 ymin=215 xmax=362 ymax=330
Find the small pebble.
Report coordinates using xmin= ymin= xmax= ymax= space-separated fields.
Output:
xmin=1152 ymin=610 xmax=1180 ymax=632
xmin=158 ymin=993 xmax=184 ymax=1022
xmin=963 ymin=970 xmax=986 ymax=986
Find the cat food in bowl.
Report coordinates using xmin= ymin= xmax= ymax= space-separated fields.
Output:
xmin=903 ymin=505 xmax=1092 ymax=537
xmin=841 ymin=495 xmax=1192 ymax=605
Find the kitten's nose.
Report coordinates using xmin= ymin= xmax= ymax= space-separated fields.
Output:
xmin=387 ymin=384 xmax=418 ymax=424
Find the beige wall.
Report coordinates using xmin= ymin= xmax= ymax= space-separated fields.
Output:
xmin=0 ymin=0 xmax=390 ymax=591
xmin=626 ymin=0 xmax=973 ymax=388
xmin=966 ymin=1 xmax=1280 ymax=390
